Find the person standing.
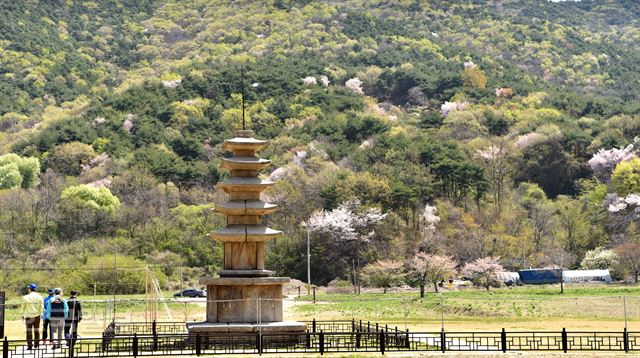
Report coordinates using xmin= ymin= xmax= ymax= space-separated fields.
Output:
xmin=64 ymin=290 xmax=82 ymax=346
xmin=42 ymin=289 xmax=55 ymax=345
xmin=45 ymin=288 xmax=68 ymax=349
xmin=21 ymin=283 xmax=44 ymax=350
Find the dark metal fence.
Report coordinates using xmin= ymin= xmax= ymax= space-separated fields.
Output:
xmin=3 ymin=322 xmax=640 ymax=356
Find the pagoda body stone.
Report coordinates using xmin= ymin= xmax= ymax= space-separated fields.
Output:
xmin=186 ymin=130 xmax=306 ymax=335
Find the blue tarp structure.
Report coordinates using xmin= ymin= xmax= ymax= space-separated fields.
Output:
xmin=518 ymin=269 xmax=562 ymax=284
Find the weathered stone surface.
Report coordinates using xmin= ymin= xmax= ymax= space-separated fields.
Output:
xmin=221 ymin=156 xmax=271 ymax=171
xmin=189 ymin=129 xmax=304 ymax=336
xmin=210 ymin=225 xmax=282 ymax=242
xmin=185 ymin=321 xmax=307 ymax=334
xmin=218 ymin=269 xmax=274 ymax=277
xmin=200 ymin=277 xmax=289 ymax=286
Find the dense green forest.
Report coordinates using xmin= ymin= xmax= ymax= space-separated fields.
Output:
xmin=1 ymin=0 xmax=640 ymax=293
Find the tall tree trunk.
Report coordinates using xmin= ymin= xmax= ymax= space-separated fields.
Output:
xmin=433 ymin=281 xmax=438 ymax=293
xmin=420 ymin=282 xmax=425 ymax=298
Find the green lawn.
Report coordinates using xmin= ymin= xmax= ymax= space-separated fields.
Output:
xmin=291 ymin=285 xmax=640 ymax=331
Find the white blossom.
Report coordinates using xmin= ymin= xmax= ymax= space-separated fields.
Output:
xmin=256 ymin=33 xmax=265 ymax=39
xmin=123 ymin=117 xmax=134 ymax=132
xmin=608 ymin=198 xmax=628 ymax=213
xmin=430 ymin=32 xmax=439 ymax=38
xmin=162 ymin=79 xmax=182 ymax=89
xmin=345 ymin=77 xmax=364 ymax=95
xmin=475 ymin=145 xmax=503 ymax=161
xmin=422 ymin=204 xmax=440 ymax=232
xmin=251 ymin=82 xmax=260 ymax=88
xmin=464 ymin=61 xmax=477 ymax=69
xmin=302 ymin=76 xmax=317 ymax=85
xmin=514 ymin=132 xmax=544 ymax=149
xmin=440 ymin=101 xmax=468 ymax=116
xmin=306 ymin=199 xmax=386 ymax=243
xmin=624 ymin=194 xmax=640 ymax=206
xmin=319 ymin=75 xmax=330 ymax=87
xmin=292 ymin=150 xmax=307 ymax=166
xmin=588 ymin=143 xmax=636 ymax=181
xmin=94 ymin=117 xmax=106 ymax=125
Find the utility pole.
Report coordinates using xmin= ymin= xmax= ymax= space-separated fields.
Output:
xmin=307 ymin=227 xmax=311 ymax=294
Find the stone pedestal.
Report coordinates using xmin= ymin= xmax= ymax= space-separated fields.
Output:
xmin=187 ymin=130 xmax=306 ymax=335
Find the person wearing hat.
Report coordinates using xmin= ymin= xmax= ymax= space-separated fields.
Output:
xmin=41 ymin=288 xmax=55 ymax=345
xmin=21 ymin=283 xmax=44 ymax=350
xmin=64 ymin=290 xmax=82 ymax=346
xmin=45 ymin=288 xmax=68 ymax=349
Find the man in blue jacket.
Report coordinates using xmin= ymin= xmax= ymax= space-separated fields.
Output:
xmin=41 ymin=289 xmax=55 ymax=345
xmin=45 ymin=288 xmax=68 ymax=349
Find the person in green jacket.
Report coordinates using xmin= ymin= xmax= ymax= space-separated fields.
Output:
xmin=21 ymin=283 xmax=44 ymax=350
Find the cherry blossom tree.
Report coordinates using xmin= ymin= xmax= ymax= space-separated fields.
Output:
xmin=345 ymin=77 xmax=364 ymax=95
xmin=615 ymin=243 xmax=640 ymax=282
xmin=302 ymin=76 xmax=317 ymax=85
xmin=408 ymin=253 xmax=456 ymax=296
xmin=362 ymin=259 xmax=404 ymax=293
xmin=440 ymin=101 xmax=468 ymax=116
xmin=307 ymin=199 xmax=387 ymax=285
xmin=462 ymin=256 xmax=504 ymax=291
xmin=588 ymin=140 xmax=637 ymax=182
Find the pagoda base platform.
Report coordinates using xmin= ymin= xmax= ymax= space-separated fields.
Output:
xmin=186 ymin=320 xmax=307 ymax=334
xmin=200 ymin=276 xmax=290 ymax=322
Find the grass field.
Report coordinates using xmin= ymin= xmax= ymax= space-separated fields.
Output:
xmin=3 ymin=284 xmax=639 ymax=340
xmin=289 ymin=285 xmax=640 ymax=332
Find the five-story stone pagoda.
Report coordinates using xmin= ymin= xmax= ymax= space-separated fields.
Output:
xmin=186 ymin=129 xmax=306 ymax=335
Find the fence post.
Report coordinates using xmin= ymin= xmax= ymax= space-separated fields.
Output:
xmin=305 ymin=332 xmax=310 ymax=349
xmin=501 ymin=328 xmax=507 ymax=353
xmin=313 ymin=287 xmax=316 ymax=303
xmin=3 ymin=337 xmax=8 ymax=358
xmin=405 ymin=329 xmax=410 ymax=349
xmin=561 ymin=328 xmax=567 ymax=353
xmin=351 ymin=319 xmax=355 ymax=332
xmin=380 ymin=329 xmax=385 ymax=355
xmin=133 ymin=333 xmax=139 ymax=357
xmin=101 ymin=333 xmax=106 ymax=352
xmin=319 ymin=330 xmax=324 ymax=355
xmin=256 ymin=332 xmax=262 ymax=355
xmin=359 ymin=320 xmax=362 ymax=332
xmin=356 ymin=330 xmax=361 ymax=349
xmin=440 ymin=329 xmax=446 ymax=353
xmin=624 ymin=328 xmax=629 ymax=353
xmin=152 ymin=320 xmax=157 ymax=336
xmin=312 ymin=319 xmax=316 ymax=333
xmin=196 ymin=333 xmax=201 ymax=356
xmin=69 ymin=336 xmax=74 ymax=358
xmin=367 ymin=321 xmax=370 ymax=333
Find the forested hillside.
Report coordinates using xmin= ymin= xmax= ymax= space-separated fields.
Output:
xmin=1 ymin=0 xmax=640 ymax=293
